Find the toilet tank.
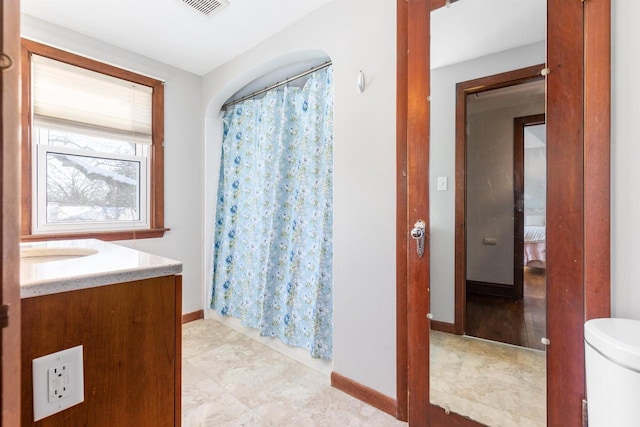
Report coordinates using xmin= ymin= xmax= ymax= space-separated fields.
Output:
xmin=585 ymin=318 xmax=640 ymax=427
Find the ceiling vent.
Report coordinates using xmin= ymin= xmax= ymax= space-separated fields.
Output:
xmin=179 ymin=0 xmax=229 ymax=17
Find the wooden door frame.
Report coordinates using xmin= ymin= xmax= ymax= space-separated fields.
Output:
xmin=397 ymin=0 xmax=611 ymax=425
xmin=454 ymin=67 xmax=544 ymax=335
xmin=403 ymin=0 xmax=431 ymax=424
xmin=1 ymin=0 xmax=22 ymax=425
xmin=513 ymin=113 xmax=546 ymax=300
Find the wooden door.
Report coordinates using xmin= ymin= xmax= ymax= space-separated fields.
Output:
xmin=545 ymin=1 xmax=585 ymax=424
xmin=399 ymin=0 xmax=610 ymax=426
xmin=454 ymin=68 xmax=545 ymax=336
xmin=1 ymin=0 xmax=22 ymax=425
xmin=404 ymin=0 xmax=431 ymax=425
xmin=513 ymin=113 xmax=546 ymax=301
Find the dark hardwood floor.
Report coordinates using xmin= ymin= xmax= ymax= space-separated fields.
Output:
xmin=466 ymin=267 xmax=546 ymax=351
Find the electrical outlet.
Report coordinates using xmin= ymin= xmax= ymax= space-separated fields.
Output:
xmin=48 ymin=363 xmax=71 ymax=402
xmin=33 ymin=346 xmax=84 ymax=422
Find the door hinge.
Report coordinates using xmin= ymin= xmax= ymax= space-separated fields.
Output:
xmin=0 ymin=304 xmax=9 ymax=329
xmin=582 ymin=399 xmax=588 ymax=427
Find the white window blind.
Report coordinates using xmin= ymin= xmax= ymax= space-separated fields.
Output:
xmin=32 ymin=54 xmax=153 ymax=145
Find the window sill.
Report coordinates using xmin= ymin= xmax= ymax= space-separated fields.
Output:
xmin=21 ymin=228 xmax=170 ymax=243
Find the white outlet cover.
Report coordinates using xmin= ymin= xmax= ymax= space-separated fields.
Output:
xmin=33 ymin=345 xmax=84 ymax=421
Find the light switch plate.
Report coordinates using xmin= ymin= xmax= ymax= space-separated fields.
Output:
xmin=437 ymin=176 xmax=448 ymax=191
xmin=33 ymin=345 xmax=84 ymax=421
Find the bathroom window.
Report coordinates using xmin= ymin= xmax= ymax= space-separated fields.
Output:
xmin=21 ymin=40 xmax=166 ymax=240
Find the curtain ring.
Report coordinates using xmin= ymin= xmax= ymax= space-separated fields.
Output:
xmin=0 ymin=53 xmax=13 ymax=71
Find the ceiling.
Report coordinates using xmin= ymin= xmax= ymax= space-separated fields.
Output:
xmin=525 ymin=123 xmax=546 ymax=148
xmin=20 ymin=0 xmax=332 ymax=76
xmin=431 ymin=0 xmax=546 ymax=69
xmin=467 ymin=79 xmax=545 ymax=114
xmin=21 ymin=0 xmax=546 ymax=76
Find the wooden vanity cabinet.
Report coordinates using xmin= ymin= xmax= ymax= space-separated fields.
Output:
xmin=21 ymin=275 xmax=182 ymax=427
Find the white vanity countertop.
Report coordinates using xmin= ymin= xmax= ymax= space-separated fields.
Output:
xmin=20 ymin=239 xmax=183 ymax=299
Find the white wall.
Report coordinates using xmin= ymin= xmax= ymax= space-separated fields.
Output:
xmin=21 ymin=15 xmax=205 ymax=315
xmin=524 ymin=125 xmax=547 ymax=214
xmin=202 ymin=0 xmax=397 ymax=398
xmin=612 ymin=0 xmax=640 ymax=320
xmin=466 ymin=100 xmax=544 ymax=285
xmin=429 ymin=42 xmax=545 ymax=323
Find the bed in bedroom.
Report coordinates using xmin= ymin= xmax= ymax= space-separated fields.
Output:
xmin=524 ymin=211 xmax=546 ymax=269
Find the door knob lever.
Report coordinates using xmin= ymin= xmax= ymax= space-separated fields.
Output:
xmin=410 ymin=220 xmax=426 ymax=257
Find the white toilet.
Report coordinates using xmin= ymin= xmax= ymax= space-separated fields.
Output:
xmin=585 ymin=318 xmax=640 ymax=427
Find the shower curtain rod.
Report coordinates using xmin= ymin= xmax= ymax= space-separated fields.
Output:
xmin=221 ymin=60 xmax=332 ymax=110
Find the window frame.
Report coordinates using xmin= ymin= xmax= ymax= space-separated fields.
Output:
xmin=34 ymin=136 xmax=149 ymax=233
xmin=21 ymin=39 xmax=167 ymax=241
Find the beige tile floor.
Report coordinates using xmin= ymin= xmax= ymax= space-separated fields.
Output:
xmin=182 ymin=319 xmax=406 ymax=427
xmin=182 ymin=320 xmax=546 ymax=427
xmin=430 ymin=331 xmax=546 ymax=427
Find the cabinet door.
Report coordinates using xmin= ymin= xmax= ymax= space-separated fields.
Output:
xmin=22 ymin=277 xmax=177 ymax=426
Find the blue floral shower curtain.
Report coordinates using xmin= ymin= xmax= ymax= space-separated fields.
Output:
xmin=211 ymin=67 xmax=333 ymax=359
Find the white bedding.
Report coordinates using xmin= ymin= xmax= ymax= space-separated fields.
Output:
xmin=524 ymin=225 xmax=546 ymax=267
xmin=524 ymin=225 xmax=546 ymax=243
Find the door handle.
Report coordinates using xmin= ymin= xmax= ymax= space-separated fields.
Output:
xmin=410 ymin=220 xmax=426 ymax=258
xmin=0 ymin=53 xmax=13 ymax=71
